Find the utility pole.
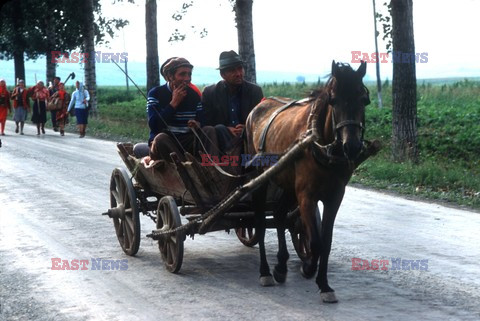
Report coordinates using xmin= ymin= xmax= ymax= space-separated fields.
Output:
xmin=373 ymin=0 xmax=383 ymax=108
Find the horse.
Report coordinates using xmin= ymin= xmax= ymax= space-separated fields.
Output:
xmin=245 ymin=60 xmax=379 ymax=303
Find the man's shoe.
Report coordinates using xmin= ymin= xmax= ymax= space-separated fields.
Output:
xmin=53 ymin=127 xmax=59 ymax=132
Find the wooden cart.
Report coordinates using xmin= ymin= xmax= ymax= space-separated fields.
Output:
xmin=103 ymin=142 xmax=315 ymax=273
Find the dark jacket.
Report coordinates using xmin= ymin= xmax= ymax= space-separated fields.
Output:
xmin=202 ymin=80 xmax=263 ymax=127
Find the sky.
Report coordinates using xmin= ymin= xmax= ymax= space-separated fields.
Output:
xmin=1 ymin=0 xmax=479 ymax=85
xmin=95 ymin=0 xmax=480 ymax=80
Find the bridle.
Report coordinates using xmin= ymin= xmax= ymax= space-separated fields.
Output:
xmin=330 ymin=105 xmax=365 ymax=142
xmin=308 ymin=85 xmax=368 ymax=166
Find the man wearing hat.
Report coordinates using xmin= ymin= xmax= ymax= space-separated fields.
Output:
xmin=202 ymin=50 xmax=263 ymax=152
xmin=139 ymin=57 xmax=217 ymax=162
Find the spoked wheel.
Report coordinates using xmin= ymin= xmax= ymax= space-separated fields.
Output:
xmin=290 ymin=217 xmax=310 ymax=262
xmin=290 ymin=207 xmax=321 ymax=262
xmin=109 ymin=167 xmax=141 ymax=256
xmin=235 ymin=227 xmax=258 ymax=247
xmin=157 ymin=196 xmax=184 ymax=273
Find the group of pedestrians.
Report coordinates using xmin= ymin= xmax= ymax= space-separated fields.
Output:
xmin=135 ymin=50 xmax=264 ymax=165
xmin=2 ymin=49 xmax=262 ymax=156
xmin=0 ymin=77 xmax=90 ymax=137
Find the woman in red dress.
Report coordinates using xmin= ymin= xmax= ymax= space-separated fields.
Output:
xmin=0 ymin=79 xmax=12 ymax=135
xmin=50 ymin=82 xmax=70 ymax=136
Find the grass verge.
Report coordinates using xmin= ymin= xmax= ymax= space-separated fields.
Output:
xmin=64 ymin=81 xmax=480 ymax=211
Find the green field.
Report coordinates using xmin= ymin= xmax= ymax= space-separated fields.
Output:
xmin=65 ymin=80 xmax=480 ymax=210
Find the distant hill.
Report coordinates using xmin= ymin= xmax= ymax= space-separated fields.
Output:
xmin=0 ymin=58 xmax=325 ymax=87
xmin=1 ymin=57 xmax=478 ymax=87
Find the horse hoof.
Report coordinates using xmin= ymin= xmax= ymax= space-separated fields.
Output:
xmin=273 ymin=267 xmax=287 ymax=283
xmin=300 ymin=264 xmax=315 ymax=279
xmin=320 ymin=291 xmax=338 ymax=303
xmin=259 ymin=275 xmax=275 ymax=287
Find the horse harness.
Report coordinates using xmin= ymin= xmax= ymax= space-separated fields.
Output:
xmin=254 ymin=96 xmax=365 ymax=169
xmin=257 ymin=97 xmax=308 ymax=153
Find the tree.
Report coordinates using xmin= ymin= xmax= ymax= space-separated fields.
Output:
xmin=234 ymin=0 xmax=256 ymax=83
xmin=1 ymin=0 xmax=129 ymax=98
xmin=0 ymin=0 xmax=36 ymax=83
xmin=146 ymin=0 xmax=160 ymax=92
xmin=82 ymin=0 xmax=97 ymax=115
xmin=170 ymin=1 xmax=258 ymax=83
xmin=390 ymin=0 xmax=418 ymax=162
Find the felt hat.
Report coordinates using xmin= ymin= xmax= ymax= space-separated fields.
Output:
xmin=218 ymin=50 xmax=243 ymax=70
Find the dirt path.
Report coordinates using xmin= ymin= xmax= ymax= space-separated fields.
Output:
xmin=1 ymin=121 xmax=479 ymax=321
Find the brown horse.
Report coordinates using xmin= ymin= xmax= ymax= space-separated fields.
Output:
xmin=245 ymin=61 xmax=377 ymax=303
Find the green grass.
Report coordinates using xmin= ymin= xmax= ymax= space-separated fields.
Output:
xmin=83 ymin=81 xmax=480 ymax=210
xmin=352 ymin=79 xmax=480 ymax=209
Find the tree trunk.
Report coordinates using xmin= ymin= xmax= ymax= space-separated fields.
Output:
xmin=13 ymin=52 xmax=25 ymax=85
xmin=390 ymin=0 xmax=418 ymax=162
xmin=372 ymin=0 xmax=383 ymax=108
xmin=83 ymin=0 xmax=97 ymax=116
xmin=45 ymin=16 xmax=56 ymax=85
xmin=235 ymin=0 xmax=257 ymax=83
xmin=146 ymin=0 xmax=160 ymax=92
xmin=11 ymin=0 xmax=25 ymax=84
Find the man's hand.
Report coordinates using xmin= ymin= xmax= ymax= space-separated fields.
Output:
xmin=187 ymin=120 xmax=200 ymax=129
xmin=170 ymin=82 xmax=187 ymax=109
xmin=228 ymin=124 xmax=244 ymax=137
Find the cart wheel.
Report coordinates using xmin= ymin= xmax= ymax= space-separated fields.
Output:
xmin=235 ymin=227 xmax=258 ymax=247
xmin=290 ymin=207 xmax=321 ymax=262
xmin=157 ymin=196 xmax=184 ymax=273
xmin=290 ymin=217 xmax=310 ymax=262
xmin=109 ymin=167 xmax=141 ymax=256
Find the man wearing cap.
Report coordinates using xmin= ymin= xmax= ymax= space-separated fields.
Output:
xmin=202 ymin=50 xmax=263 ymax=152
xmin=140 ymin=57 xmax=217 ymax=162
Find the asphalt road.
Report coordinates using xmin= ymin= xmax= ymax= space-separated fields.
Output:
xmin=1 ymin=121 xmax=479 ymax=321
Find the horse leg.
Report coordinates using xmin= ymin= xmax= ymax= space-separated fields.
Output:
xmin=253 ymin=184 xmax=274 ymax=286
xmin=316 ymin=195 xmax=343 ymax=303
xmin=272 ymin=193 xmax=294 ymax=283
xmin=296 ymin=198 xmax=322 ymax=280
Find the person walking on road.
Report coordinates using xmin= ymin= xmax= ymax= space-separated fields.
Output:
xmin=48 ymin=76 xmax=61 ymax=132
xmin=28 ymin=80 xmax=50 ymax=135
xmin=50 ymin=82 xmax=70 ymax=136
xmin=11 ymin=79 xmax=30 ymax=135
xmin=67 ymin=81 xmax=90 ymax=138
xmin=0 ymin=79 xmax=12 ymax=135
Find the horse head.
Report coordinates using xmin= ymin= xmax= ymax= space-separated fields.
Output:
xmin=327 ymin=60 xmax=370 ymax=161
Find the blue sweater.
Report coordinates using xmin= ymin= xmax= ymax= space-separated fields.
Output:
xmin=147 ymin=83 xmax=204 ymax=144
